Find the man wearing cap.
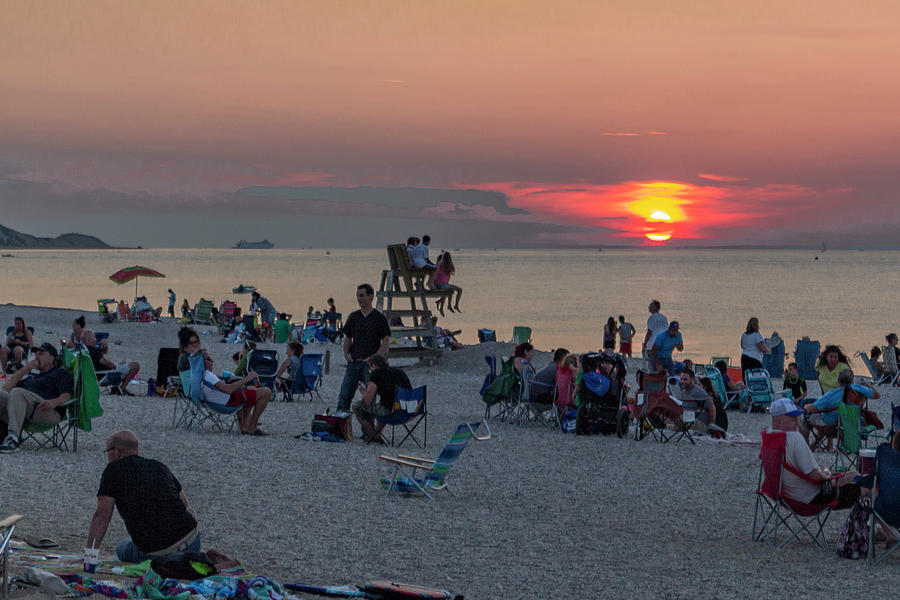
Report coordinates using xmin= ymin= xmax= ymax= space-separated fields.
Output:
xmin=0 ymin=343 xmax=74 ymax=453
xmin=649 ymin=321 xmax=683 ymax=376
xmin=768 ymin=396 xmax=860 ymax=507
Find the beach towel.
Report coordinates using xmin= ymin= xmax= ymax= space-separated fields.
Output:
xmin=74 ymin=349 xmax=103 ymax=431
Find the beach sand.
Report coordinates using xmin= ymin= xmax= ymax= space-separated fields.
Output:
xmin=2 ymin=303 xmax=900 ymax=598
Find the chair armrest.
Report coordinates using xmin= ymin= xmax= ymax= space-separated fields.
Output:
xmin=397 ymin=454 xmax=435 ymax=465
xmin=0 ymin=514 xmax=24 ymax=528
xmin=378 ymin=455 xmax=434 ymax=471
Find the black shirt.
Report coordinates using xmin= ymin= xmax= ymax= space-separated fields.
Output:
xmin=88 ymin=346 xmax=109 ymax=372
xmin=342 ymin=309 xmax=390 ymax=361
xmin=98 ymin=455 xmax=197 ymax=553
xmin=782 ymin=376 xmax=807 ymax=400
xmin=369 ymin=367 xmax=412 ymax=410
xmin=20 ymin=368 xmax=74 ymax=417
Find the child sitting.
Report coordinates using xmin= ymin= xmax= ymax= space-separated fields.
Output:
xmin=782 ymin=361 xmax=808 ymax=402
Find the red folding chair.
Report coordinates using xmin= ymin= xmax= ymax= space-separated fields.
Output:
xmin=752 ymin=429 xmax=838 ymax=549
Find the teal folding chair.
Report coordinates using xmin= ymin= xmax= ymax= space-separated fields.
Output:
xmin=379 ymin=421 xmax=491 ymax=499
xmin=704 ymin=366 xmax=745 ymax=411
xmin=867 ymin=445 xmax=900 ymax=565
xmin=374 ymin=386 xmax=427 ymax=448
xmin=834 ymin=402 xmax=887 ymax=472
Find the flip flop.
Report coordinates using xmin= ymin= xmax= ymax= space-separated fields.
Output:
xmin=24 ymin=537 xmax=59 ymax=549
xmin=251 ymin=429 xmax=269 ymax=436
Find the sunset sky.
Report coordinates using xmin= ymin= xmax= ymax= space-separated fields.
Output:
xmin=2 ymin=1 xmax=899 ymax=247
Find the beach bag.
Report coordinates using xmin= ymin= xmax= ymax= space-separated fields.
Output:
xmin=314 ymin=412 xmax=354 ymax=441
xmin=836 ymin=500 xmax=871 ymax=559
xmin=561 ymin=409 xmax=578 ymax=433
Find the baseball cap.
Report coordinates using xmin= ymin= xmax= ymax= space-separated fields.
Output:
xmin=770 ymin=397 xmax=804 ymax=417
xmin=669 ymin=321 xmax=680 ymax=330
xmin=35 ymin=342 xmax=59 ymax=360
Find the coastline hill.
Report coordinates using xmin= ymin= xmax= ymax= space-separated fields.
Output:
xmin=0 ymin=224 xmax=112 ymax=249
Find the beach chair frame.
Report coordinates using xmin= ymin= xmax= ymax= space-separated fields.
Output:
xmin=1 ymin=514 xmax=24 ymax=600
xmin=379 ymin=421 xmax=491 ymax=500
xmin=752 ymin=430 xmax=837 ymax=549
xmin=740 ymin=368 xmax=784 ymax=413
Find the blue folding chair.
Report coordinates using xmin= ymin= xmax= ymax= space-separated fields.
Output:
xmin=281 ymin=354 xmax=324 ymax=402
xmin=868 ymin=445 xmax=900 ymax=565
xmin=187 ymin=353 xmax=241 ymax=432
xmin=374 ymin=385 xmax=427 ymax=448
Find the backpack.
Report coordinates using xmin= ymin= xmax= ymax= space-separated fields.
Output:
xmin=836 ymin=500 xmax=872 ymax=559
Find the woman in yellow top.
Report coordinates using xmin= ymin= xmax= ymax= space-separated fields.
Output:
xmin=815 ymin=345 xmax=851 ymax=394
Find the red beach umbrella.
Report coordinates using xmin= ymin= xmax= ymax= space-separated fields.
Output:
xmin=109 ymin=265 xmax=166 ymax=299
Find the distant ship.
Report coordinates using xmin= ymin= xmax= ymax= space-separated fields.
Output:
xmin=233 ymin=239 xmax=274 ymax=249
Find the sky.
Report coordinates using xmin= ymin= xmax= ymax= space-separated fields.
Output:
xmin=2 ymin=0 xmax=899 ymax=248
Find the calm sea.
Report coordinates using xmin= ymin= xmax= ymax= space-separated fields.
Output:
xmin=0 ymin=247 xmax=895 ymax=362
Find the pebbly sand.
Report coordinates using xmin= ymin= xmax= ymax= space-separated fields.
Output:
xmin=3 ymin=303 xmax=900 ymax=599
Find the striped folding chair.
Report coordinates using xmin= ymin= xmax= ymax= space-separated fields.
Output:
xmin=379 ymin=421 xmax=491 ymax=499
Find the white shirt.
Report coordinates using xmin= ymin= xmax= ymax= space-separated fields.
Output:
xmin=771 ymin=428 xmax=822 ymax=504
xmin=647 ymin=312 xmax=668 ymax=343
xmin=741 ymin=332 xmax=765 ymax=362
xmin=410 ymin=243 xmax=430 ymax=268
xmin=202 ymin=371 xmax=231 ymax=405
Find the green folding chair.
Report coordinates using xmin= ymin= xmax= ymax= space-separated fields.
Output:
xmin=834 ymin=402 xmax=887 ymax=472
xmin=512 ymin=326 xmax=532 ymax=345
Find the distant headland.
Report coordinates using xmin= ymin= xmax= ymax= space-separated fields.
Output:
xmin=0 ymin=224 xmax=113 ymax=249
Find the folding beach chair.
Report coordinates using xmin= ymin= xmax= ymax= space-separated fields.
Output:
xmin=193 ymin=299 xmax=215 ymax=325
xmin=752 ymin=429 xmax=837 ymax=549
xmin=482 ymin=356 xmax=519 ymax=422
xmin=740 ymin=368 xmax=783 ymax=413
xmin=172 ymin=370 xmax=195 ymax=429
xmin=867 ymin=445 xmax=900 ymax=565
xmin=512 ymin=326 xmax=532 ymax=345
xmin=155 ymin=348 xmax=180 ymax=394
xmin=1 ymin=514 xmax=24 ymax=600
xmin=631 ymin=370 xmax=668 ymax=442
xmin=280 ymin=353 xmax=325 ymax=402
xmin=248 ymin=348 xmax=278 ymax=391
xmin=374 ymin=385 xmax=428 ymax=448
xmin=856 ymin=351 xmax=891 ymax=386
xmin=217 ymin=301 xmax=237 ymax=334
xmin=20 ymin=347 xmax=102 ymax=452
xmin=881 ymin=346 xmax=900 ymax=387
xmin=97 ymin=299 xmax=117 ymax=322
xmin=301 ymin=319 xmax=320 ymax=344
xmin=186 ymin=353 xmax=241 ymax=432
xmin=834 ymin=393 xmax=888 ymax=472
xmin=704 ymin=365 xmax=745 ymax=411
xmin=520 ymin=363 xmax=558 ymax=428
xmin=379 ymin=421 xmax=491 ymax=499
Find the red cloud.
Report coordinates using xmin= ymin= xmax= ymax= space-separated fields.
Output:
xmin=472 ymin=180 xmax=848 ymax=243
xmin=697 ymin=173 xmax=749 ymax=182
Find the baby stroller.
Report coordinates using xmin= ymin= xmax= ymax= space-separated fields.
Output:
xmin=575 ymin=354 xmax=628 ymax=436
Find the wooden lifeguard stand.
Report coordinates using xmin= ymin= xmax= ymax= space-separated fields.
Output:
xmin=375 ymin=244 xmax=453 ymax=362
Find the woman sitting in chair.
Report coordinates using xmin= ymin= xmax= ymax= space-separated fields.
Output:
xmin=275 ymin=342 xmax=304 ymax=393
xmin=512 ymin=342 xmax=534 ymax=377
xmin=816 ymin=345 xmax=851 ymax=395
xmin=1 ymin=316 xmax=34 ymax=373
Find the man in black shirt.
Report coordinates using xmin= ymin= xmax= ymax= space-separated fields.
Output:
xmin=0 ymin=343 xmax=74 ymax=453
xmin=337 ymin=283 xmax=391 ymax=411
xmin=353 ymin=354 xmax=411 ymax=441
xmin=87 ymin=430 xmax=200 ymax=563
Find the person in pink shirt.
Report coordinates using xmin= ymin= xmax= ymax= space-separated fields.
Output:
xmin=556 ymin=352 xmax=578 ymax=419
xmin=433 ymin=252 xmax=462 ymax=317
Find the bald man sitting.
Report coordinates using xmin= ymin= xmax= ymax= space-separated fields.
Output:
xmin=87 ymin=430 xmax=201 ymax=562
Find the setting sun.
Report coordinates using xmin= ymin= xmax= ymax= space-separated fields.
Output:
xmin=645 ymin=232 xmax=673 ymax=242
xmin=648 ymin=210 xmax=673 ymax=222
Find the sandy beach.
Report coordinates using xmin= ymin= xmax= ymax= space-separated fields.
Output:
xmin=3 ymin=303 xmax=900 ymax=599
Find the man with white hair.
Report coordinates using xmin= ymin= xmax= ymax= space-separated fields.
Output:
xmin=768 ymin=397 xmax=859 ymax=507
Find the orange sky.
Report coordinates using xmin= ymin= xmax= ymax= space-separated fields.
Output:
xmin=1 ymin=1 xmax=899 ymax=246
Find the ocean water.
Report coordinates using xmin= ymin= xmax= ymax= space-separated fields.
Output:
xmin=1 ymin=247 xmax=895 ymax=362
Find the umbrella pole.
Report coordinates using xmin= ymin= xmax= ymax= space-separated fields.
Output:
xmin=135 ymin=279 xmax=138 ymax=301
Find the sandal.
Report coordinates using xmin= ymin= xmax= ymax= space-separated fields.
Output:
xmin=251 ymin=429 xmax=269 ymax=436
xmin=24 ymin=537 xmax=59 ymax=549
